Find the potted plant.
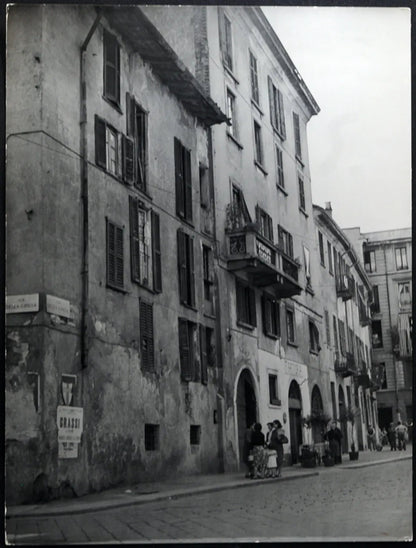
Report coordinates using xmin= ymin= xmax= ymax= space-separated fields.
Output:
xmin=339 ymin=405 xmax=360 ymax=461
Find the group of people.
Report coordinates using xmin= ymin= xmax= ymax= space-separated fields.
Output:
xmin=378 ymin=421 xmax=409 ymax=451
xmin=244 ymin=420 xmax=287 ymax=479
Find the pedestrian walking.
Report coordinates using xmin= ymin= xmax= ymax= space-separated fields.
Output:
xmin=249 ymin=423 xmax=268 ymax=479
xmin=387 ymin=422 xmax=397 ymax=451
xmin=243 ymin=422 xmax=255 ymax=478
xmin=264 ymin=423 xmax=277 ymax=478
xmin=367 ymin=425 xmax=376 ymax=451
xmin=268 ymin=419 xmax=287 ymax=477
xmin=324 ymin=421 xmax=343 ymax=464
xmin=395 ymin=421 xmax=408 ymax=451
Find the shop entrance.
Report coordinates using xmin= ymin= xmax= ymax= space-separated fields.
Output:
xmin=236 ymin=369 xmax=257 ymax=467
xmin=288 ymin=380 xmax=303 ymax=464
xmin=311 ymin=385 xmax=324 ymax=443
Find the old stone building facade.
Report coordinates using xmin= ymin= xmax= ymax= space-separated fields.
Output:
xmin=344 ymin=227 xmax=412 ymax=430
xmin=6 ymin=4 xmax=377 ymax=504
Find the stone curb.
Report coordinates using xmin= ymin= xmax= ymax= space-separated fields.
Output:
xmin=6 ymin=453 xmax=411 ymax=519
xmin=6 ymin=471 xmax=319 ymax=519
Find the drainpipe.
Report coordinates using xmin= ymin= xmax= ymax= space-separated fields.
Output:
xmin=80 ymin=10 xmax=102 ymax=369
xmin=382 ymin=244 xmax=400 ymax=420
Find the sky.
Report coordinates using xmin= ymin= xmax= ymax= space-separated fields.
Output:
xmin=262 ymin=6 xmax=411 ymax=233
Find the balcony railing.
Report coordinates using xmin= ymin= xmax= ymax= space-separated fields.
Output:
xmin=334 ymin=352 xmax=356 ymax=377
xmin=225 ymin=218 xmax=302 ymax=298
xmin=336 ymin=274 xmax=354 ymax=301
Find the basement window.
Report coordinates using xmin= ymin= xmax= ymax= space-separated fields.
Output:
xmin=190 ymin=425 xmax=201 ymax=445
xmin=145 ymin=424 xmax=159 ymax=451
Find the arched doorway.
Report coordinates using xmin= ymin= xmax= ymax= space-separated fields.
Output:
xmin=236 ymin=369 xmax=257 ymax=467
xmin=289 ymin=380 xmax=303 ymax=464
xmin=311 ymin=385 xmax=324 ymax=443
xmin=338 ymin=385 xmax=348 ymax=453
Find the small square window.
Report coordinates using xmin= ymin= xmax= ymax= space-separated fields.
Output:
xmin=190 ymin=425 xmax=201 ymax=445
xmin=145 ymin=424 xmax=159 ymax=451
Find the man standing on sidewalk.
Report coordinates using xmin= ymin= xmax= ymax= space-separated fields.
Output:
xmin=395 ymin=421 xmax=408 ymax=451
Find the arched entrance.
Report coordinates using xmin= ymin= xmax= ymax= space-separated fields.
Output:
xmin=338 ymin=385 xmax=348 ymax=453
xmin=289 ymin=380 xmax=303 ymax=464
xmin=311 ymin=385 xmax=324 ymax=443
xmin=236 ymin=369 xmax=257 ymax=467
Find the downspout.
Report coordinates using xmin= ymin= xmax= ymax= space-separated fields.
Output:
xmin=80 ymin=10 xmax=102 ymax=369
xmin=382 ymin=244 xmax=400 ymax=420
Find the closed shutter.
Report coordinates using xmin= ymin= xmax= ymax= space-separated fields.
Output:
xmin=218 ymin=8 xmax=226 ymax=64
xmin=275 ymin=301 xmax=280 ymax=336
xmin=177 ymin=230 xmax=187 ymax=303
xmin=268 ymin=76 xmax=275 ymax=128
xmin=140 ymin=301 xmax=154 ymax=372
xmin=174 ymin=138 xmax=185 ymax=217
xmin=293 ymin=112 xmax=301 ymax=159
xmin=104 ymin=30 xmax=120 ymax=104
xmin=95 ymin=115 xmax=106 ymax=168
xmin=151 ymin=211 xmax=162 ymax=293
xmin=106 ymin=219 xmax=124 ymax=289
xmin=126 ymin=92 xmax=135 ymax=137
xmin=129 ymin=196 xmax=140 ymax=282
xmin=136 ymin=109 xmax=146 ymax=190
xmin=277 ymin=89 xmax=286 ymax=138
xmin=200 ymin=325 xmax=208 ymax=385
xmin=249 ymin=288 xmax=256 ymax=327
xmin=278 ymin=225 xmax=283 ymax=250
xmin=325 ymin=310 xmax=331 ymax=345
xmin=123 ymin=135 xmax=135 ymax=184
xmin=184 ymin=148 xmax=192 ymax=221
xmin=178 ymin=319 xmax=192 ymax=381
xmin=333 ymin=316 xmax=338 ymax=351
xmin=236 ymin=281 xmax=243 ymax=322
xmin=267 ymin=214 xmax=273 ymax=243
xmin=262 ymin=295 xmax=270 ymax=335
xmin=288 ymin=233 xmax=294 ymax=258
xmin=189 ymin=236 xmax=195 ymax=306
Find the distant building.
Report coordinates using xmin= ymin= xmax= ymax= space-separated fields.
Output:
xmin=313 ymin=204 xmax=376 ymax=451
xmin=344 ymin=227 xmax=412 ymax=430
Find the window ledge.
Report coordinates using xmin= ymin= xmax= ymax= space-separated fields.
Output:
xmin=132 ymin=280 xmax=156 ymax=295
xmin=320 ymin=262 xmax=326 ymax=268
xmin=227 ymin=131 xmax=244 ymax=150
xmin=306 ymin=284 xmax=315 ymax=296
xmin=223 ymin=64 xmax=239 ymax=84
xmin=133 ymin=186 xmax=152 ymax=201
xmin=203 ymin=312 xmax=217 ymax=321
xmin=102 ymin=95 xmax=123 ymax=115
xmin=251 ymin=99 xmax=264 ymax=116
xmin=180 ymin=302 xmax=198 ymax=312
xmin=177 ymin=216 xmax=195 ymax=229
xmin=254 ymin=160 xmax=268 ymax=176
xmin=277 ymin=184 xmax=288 ymax=196
xmin=287 ymin=341 xmax=298 ymax=348
xmin=296 ymin=155 xmax=304 ymax=168
xmin=236 ymin=320 xmax=256 ymax=331
xmin=299 ymin=207 xmax=309 ymax=218
xmin=272 ymin=127 xmax=286 ymax=141
xmin=269 ymin=399 xmax=282 ymax=407
xmin=265 ymin=332 xmax=280 ymax=340
xmin=106 ymin=283 xmax=129 ymax=294
xmin=309 ymin=349 xmax=319 ymax=355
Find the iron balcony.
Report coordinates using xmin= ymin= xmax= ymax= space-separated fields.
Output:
xmin=225 ymin=224 xmax=302 ymax=298
xmin=336 ymin=274 xmax=354 ymax=301
xmin=334 ymin=352 xmax=356 ymax=377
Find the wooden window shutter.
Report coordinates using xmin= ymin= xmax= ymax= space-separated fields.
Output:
xmin=255 ymin=205 xmax=260 ymax=225
xmin=236 ymin=281 xmax=243 ymax=322
xmin=262 ymin=295 xmax=270 ymax=335
xmin=151 ymin=211 xmax=162 ymax=293
xmin=129 ymin=196 xmax=140 ymax=282
xmin=218 ymin=8 xmax=226 ymax=63
xmin=122 ymin=135 xmax=135 ymax=185
xmin=184 ymin=148 xmax=192 ymax=221
xmin=277 ymin=89 xmax=286 ymax=138
xmin=267 ymin=214 xmax=273 ymax=243
xmin=136 ymin=108 xmax=146 ymax=190
xmin=199 ymin=324 xmax=208 ymax=385
xmin=288 ymin=233 xmax=294 ymax=258
xmin=249 ymin=288 xmax=256 ymax=327
xmin=103 ymin=30 xmax=120 ymax=104
xmin=177 ymin=230 xmax=187 ymax=303
xmin=115 ymin=225 xmax=124 ymax=288
xmin=293 ymin=112 xmax=301 ymax=158
xmin=126 ymin=92 xmax=134 ymax=137
xmin=178 ymin=319 xmax=191 ymax=381
xmin=140 ymin=301 xmax=154 ymax=372
xmin=174 ymin=138 xmax=185 ymax=217
xmin=95 ymin=115 xmax=106 ymax=168
xmin=275 ymin=300 xmax=280 ymax=336
xmin=268 ymin=76 xmax=275 ymax=128
xmin=189 ymin=236 xmax=195 ymax=306
xmin=106 ymin=220 xmax=116 ymax=285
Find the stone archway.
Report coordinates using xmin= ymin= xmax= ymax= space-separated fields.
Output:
xmin=288 ymin=380 xmax=303 ymax=464
xmin=338 ymin=385 xmax=348 ymax=453
xmin=311 ymin=385 xmax=324 ymax=443
xmin=236 ymin=369 xmax=257 ymax=467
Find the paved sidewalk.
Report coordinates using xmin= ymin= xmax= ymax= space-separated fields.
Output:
xmin=6 ymin=448 xmax=411 ymax=519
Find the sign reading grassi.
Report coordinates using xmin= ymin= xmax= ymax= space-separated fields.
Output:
xmin=57 ymin=406 xmax=83 ymax=443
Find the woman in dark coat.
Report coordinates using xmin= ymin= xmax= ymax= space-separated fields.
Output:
xmin=269 ymin=420 xmax=285 ymax=477
xmin=249 ymin=423 xmax=267 ymax=478
xmin=324 ymin=421 xmax=343 ymax=464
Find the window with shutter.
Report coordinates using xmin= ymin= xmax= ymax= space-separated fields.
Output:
xmin=249 ymin=51 xmax=259 ymax=104
xmin=325 ymin=310 xmax=331 ymax=345
xmin=268 ymin=374 xmax=280 ymax=405
xmin=262 ymin=294 xmax=280 ymax=337
xmin=151 ymin=211 xmax=162 ymax=293
xmin=129 ymin=196 xmax=140 ymax=283
xmin=278 ymin=225 xmax=294 ymax=258
xmin=333 ymin=315 xmax=339 ymax=352
xmin=140 ymin=300 xmax=154 ymax=372
xmin=199 ymin=325 xmax=208 ymax=385
xmin=177 ymin=230 xmax=194 ymax=307
xmin=95 ymin=115 xmax=106 ymax=168
xmin=276 ymin=145 xmax=284 ymax=189
xmin=253 ymin=120 xmax=263 ymax=166
xmin=268 ymin=77 xmax=286 ymax=139
xmin=179 ymin=319 xmax=196 ymax=382
xmin=122 ymin=135 xmax=135 ymax=184
xmin=226 ymin=89 xmax=238 ymax=139
xmin=293 ymin=112 xmax=302 ymax=160
xmin=129 ymin=199 xmax=153 ymax=288
xmin=286 ymin=307 xmax=295 ymax=344
xmin=327 ymin=241 xmax=333 ymax=274
xmin=309 ymin=321 xmax=320 ymax=353
xmin=103 ymin=29 xmax=120 ymax=107
xmin=256 ymin=206 xmax=274 ymax=243
xmin=338 ymin=319 xmax=346 ymax=355
xmin=236 ymin=280 xmax=256 ymax=327
xmin=174 ymin=138 xmax=192 ymax=221
xmin=318 ymin=231 xmax=325 ymax=266
xmin=106 ymin=219 xmax=124 ymax=290
xmin=298 ymin=176 xmax=305 ymax=211
xmin=219 ymin=10 xmax=233 ymax=71
xmin=203 ymin=246 xmax=213 ymax=302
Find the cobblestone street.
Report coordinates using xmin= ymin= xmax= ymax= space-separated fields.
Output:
xmin=6 ymin=458 xmax=412 ymax=543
